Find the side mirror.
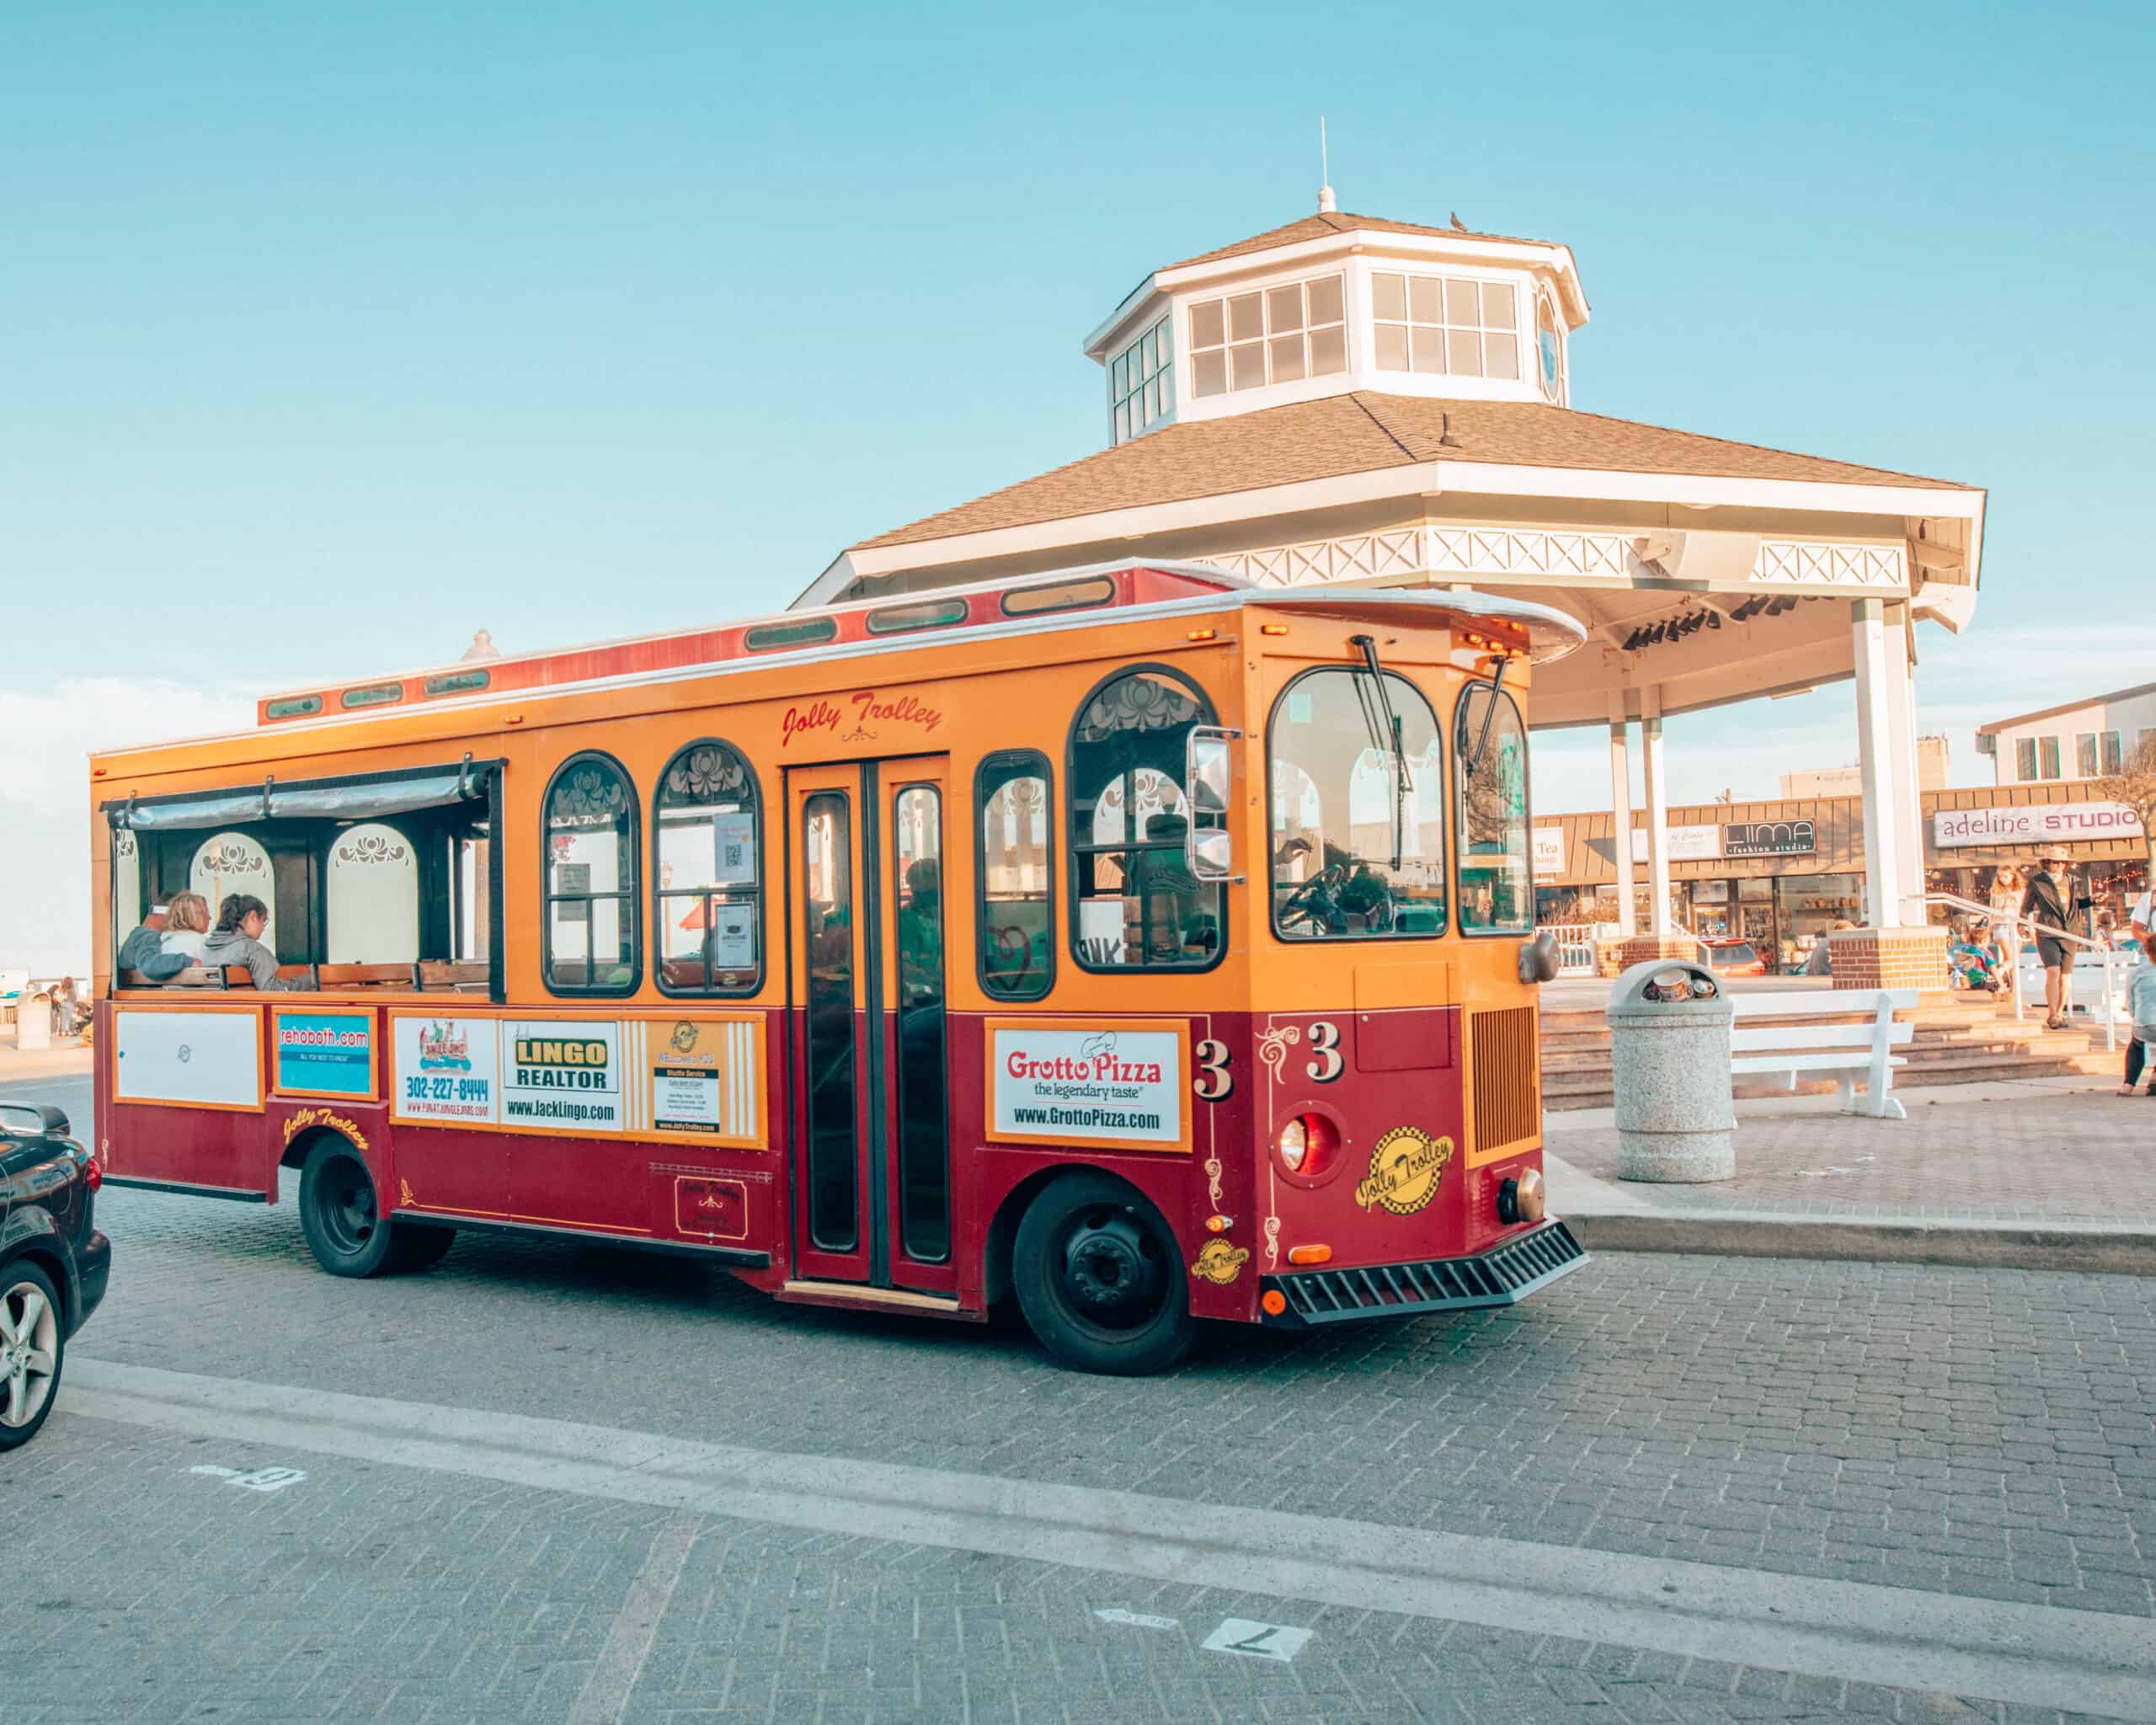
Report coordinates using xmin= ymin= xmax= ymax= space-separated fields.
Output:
xmin=1518 ymin=930 xmax=1560 ymax=984
xmin=1185 ymin=728 xmax=1241 ymax=883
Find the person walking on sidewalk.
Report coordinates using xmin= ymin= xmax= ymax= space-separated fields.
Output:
xmin=2127 ymin=959 xmax=2156 ymax=1097
xmin=2020 ymin=852 xmax=2088 ymax=1030
xmin=1988 ymin=864 xmax=2023 ymax=975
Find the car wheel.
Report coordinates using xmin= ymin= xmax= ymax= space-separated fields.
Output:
xmin=1012 ymin=1171 xmax=1198 ymax=1376
xmin=0 ymin=1261 xmax=64 ymax=1450
xmin=298 ymin=1137 xmax=400 ymax=1277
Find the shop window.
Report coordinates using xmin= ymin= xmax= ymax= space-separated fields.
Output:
xmin=654 ymin=741 xmax=760 ymax=995
xmin=2101 ymin=731 xmax=2123 ymax=775
xmin=1068 ymin=669 xmax=1221 ymax=969
xmin=543 ymin=752 xmax=640 ymax=994
xmin=977 ymin=750 xmax=1053 ymax=999
xmin=2039 ymin=736 xmax=2063 ymax=781
xmin=2077 ymin=733 xmax=2098 ymax=778
xmin=1267 ymin=667 xmax=1447 ymax=939
xmin=2015 ymin=737 xmax=2038 ymax=782
xmin=1454 ymin=681 xmax=1532 ymax=934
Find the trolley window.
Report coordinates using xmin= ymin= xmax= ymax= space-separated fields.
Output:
xmin=976 ymin=750 xmax=1054 ymax=999
xmin=653 ymin=740 xmax=761 ymax=995
xmin=1004 ymin=575 xmax=1115 ymax=618
xmin=1454 ymin=680 xmax=1533 ymax=935
xmin=542 ymin=751 xmax=641 ymax=993
xmin=1068 ymin=667 xmax=1222 ymax=970
xmin=1267 ymin=668 xmax=1447 ymax=939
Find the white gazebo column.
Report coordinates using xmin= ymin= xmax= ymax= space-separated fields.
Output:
xmin=1884 ymin=603 xmax=1927 ymax=925
xmin=1640 ymin=684 xmax=1681 ymax=953
xmin=1608 ymin=693 xmax=1637 ymax=937
xmin=1842 ymin=598 xmax=1948 ymax=991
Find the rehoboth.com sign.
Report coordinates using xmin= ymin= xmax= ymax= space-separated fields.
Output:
xmin=1932 ymin=802 xmax=2145 ymax=848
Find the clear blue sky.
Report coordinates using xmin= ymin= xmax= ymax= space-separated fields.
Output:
xmin=3 ymin=2 xmax=2152 ymax=968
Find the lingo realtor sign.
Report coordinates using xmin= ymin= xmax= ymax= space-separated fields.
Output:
xmin=1932 ymin=801 xmax=2145 ymax=848
xmin=986 ymin=1018 xmax=1191 ymax=1153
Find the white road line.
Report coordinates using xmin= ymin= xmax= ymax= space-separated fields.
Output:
xmin=61 ymin=1359 xmax=2156 ymax=1720
xmin=568 ymin=1509 xmax=702 ymax=1725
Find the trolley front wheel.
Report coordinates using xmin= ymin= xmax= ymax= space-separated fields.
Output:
xmin=1012 ymin=1171 xmax=1198 ymax=1376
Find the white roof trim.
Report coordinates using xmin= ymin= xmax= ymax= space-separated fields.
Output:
xmin=1155 ymin=228 xmax=1589 ymax=325
xmin=837 ymin=460 xmax=1984 ymax=579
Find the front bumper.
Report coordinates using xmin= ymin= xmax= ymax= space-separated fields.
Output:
xmin=1258 ymin=1219 xmax=1585 ymax=1327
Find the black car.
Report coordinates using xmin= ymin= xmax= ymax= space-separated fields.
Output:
xmin=0 ymin=1102 xmax=110 ymax=1449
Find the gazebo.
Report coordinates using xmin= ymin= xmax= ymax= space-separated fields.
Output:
xmin=799 ymin=193 xmax=1988 ymax=986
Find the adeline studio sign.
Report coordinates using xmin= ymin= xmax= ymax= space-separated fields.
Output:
xmin=1933 ymin=801 xmax=2145 ymax=849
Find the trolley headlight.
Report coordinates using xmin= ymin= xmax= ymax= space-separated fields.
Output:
xmin=1275 ymin=1114 xmax=1337 ymax=1178
xmin=1497 ymin=1167 xmax=1546 ymax=1225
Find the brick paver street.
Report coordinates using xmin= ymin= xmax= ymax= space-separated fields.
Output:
xmin=4 ymin=1061 xmax=2153 ymax=1721
xmin=1550 ymin=1076 xmax=2156 ymax=1225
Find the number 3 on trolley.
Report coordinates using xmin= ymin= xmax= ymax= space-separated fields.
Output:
xmin=1193 ymin=1039 xmax=1232 ymax=1102
xmin=1305 ymin=1022 xmax=1342 ymax=1082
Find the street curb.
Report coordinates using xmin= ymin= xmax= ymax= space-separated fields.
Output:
xmin=1566 ymin=1212 xmax=2156 ymax=1276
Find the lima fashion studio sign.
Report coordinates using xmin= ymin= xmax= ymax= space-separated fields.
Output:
xmin=1723 ymin=820 xmax=1817 ymax=858
xmin=1933 ymin=801 xmax=2145 ymax=848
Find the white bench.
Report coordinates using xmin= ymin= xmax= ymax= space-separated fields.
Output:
xmin=1728 ymin=988 xmax=1915 ymax=1120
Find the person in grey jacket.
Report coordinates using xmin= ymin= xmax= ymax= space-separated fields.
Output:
xmin=202 ymin=895 xmax=299 ymax=991
xmin=116 ymin=904 xmax=189 ymax=981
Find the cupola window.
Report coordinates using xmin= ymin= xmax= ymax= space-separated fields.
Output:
xmin=1371 ymin=274 xmax=1518 ymax=381
xmin=1536 ymin=295 xmax=1565 ymax=402
xmin=1110 ymin=316 xmax=1174 ymax=444
xmin=1189 ymin=273 xmax=1346 ymax=398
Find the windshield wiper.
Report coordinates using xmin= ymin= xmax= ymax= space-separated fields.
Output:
xmin=1465 ymin=654 xmax=1511 ymax=782
xmin=1349 ymin=635 xmax=1411 ymax=869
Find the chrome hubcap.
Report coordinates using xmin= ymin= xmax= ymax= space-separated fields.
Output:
xmin=0 ymin=1280 xmax=58 ymax=1429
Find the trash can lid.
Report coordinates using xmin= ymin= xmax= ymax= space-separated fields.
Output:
xmin=1608 ymin=957 xmax=1730 ymax=1023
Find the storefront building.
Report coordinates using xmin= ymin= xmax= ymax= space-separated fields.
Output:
xmin=1535 ymin=780 xmax=2148 ymax=973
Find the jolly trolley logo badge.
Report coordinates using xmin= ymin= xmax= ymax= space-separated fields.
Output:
xmin=1354 ymin=1125 xmax=1454 ymax=1216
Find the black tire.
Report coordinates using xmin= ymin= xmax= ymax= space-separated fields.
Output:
xmin=1012 ymin=1172 xmax=1198 ymax=1375
xmin=385 ymin=1223 xmax=456 ymax=1274
xmin=298 ymin=1138 xmax=399 ymax=1277
xmin=0 ymin=1260 xmax=65 ymax=1450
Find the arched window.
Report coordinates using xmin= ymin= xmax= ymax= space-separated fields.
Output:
xmin=543 ymin=752 xmax=640 ymax=994
xmin=1067 ymin=667 xmax=1221 ymax=970
xmin=1455 ymin=681 xmax=1533 ymax=935
xmin=112 ymin=829 xmax=141 ymax=953
xmin=191 ymin=831 xmax=276 ymax=949
xmin=326 ymin=823 xmax=419 ymax=963
xmin=653 ymin=740 xmax=760 ymax=994
xmin=1536 ymin=295 xmax=1564 ymax=403
xmin=976 ymin=750 xmax=1053 ymax=1000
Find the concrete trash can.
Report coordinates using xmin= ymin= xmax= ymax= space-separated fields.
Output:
xmin=1608 ymin=958 xmax=1734 ymax=1182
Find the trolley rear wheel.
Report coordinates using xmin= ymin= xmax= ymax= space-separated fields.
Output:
xmin=1012 ymin=1171 xmax=1197 ymax=1375
xmin=298 ymin=1138 xmax=448 ymax=1278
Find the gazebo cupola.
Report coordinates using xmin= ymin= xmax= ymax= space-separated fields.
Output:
xmin=1085 ymin=196 xmax=1590 ymax=446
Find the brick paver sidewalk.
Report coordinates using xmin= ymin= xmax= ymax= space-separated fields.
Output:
xmin=1548 ymin=1074 xmax=2156 ymax=1226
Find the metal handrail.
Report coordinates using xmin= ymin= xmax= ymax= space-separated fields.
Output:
xmin=1925 ymin=890 xmax=2121 ymax=1050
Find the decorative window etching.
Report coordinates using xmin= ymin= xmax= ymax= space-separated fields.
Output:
xmin=191 ymin=831 xmax=275 ymax=948
xmin=327 ymin=823 xmax=419 ymax=964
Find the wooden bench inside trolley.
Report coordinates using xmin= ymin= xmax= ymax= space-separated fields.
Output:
xmin=89 ymin=561 xmax=1590 ymax=1373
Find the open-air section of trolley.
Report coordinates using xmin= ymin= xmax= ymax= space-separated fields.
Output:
xmin=88 ymin=558 xmax=1588 ymax=1373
